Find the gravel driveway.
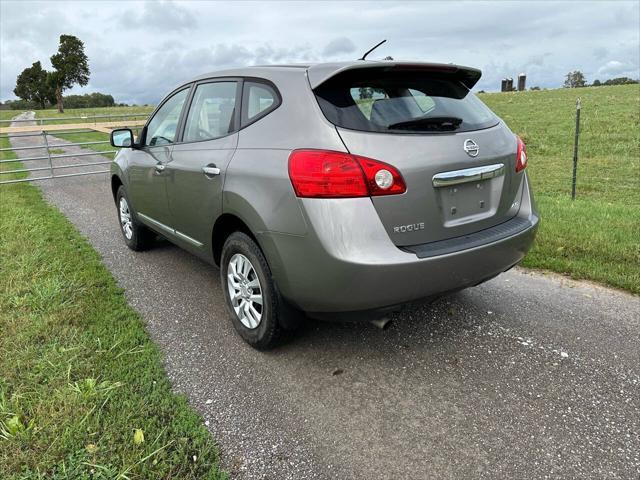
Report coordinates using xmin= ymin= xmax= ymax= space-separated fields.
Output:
xmin=8 ymin=114 xmax=640 ymax=479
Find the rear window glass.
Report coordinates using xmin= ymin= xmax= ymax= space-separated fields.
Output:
xmin=315 ymin=70 xmax=498 ymax=134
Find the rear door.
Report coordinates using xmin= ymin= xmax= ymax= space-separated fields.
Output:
xmin=313 ymin=66 xmax=523 ymax=247
xmin=166 ymin=80 xmax=241 ymax=248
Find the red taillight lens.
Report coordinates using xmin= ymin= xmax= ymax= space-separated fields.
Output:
xmin=288 ymin=150 xmax=406 ymax=198
xmin=515 ymin=136 xmax=528 ymax=173
xmin=288 ymin=150 xmax=368 ymax=198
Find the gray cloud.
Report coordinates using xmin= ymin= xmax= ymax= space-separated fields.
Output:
xmin=1 ymin=1 xmax=639 ymax=104
xmin=593 ymin=47 xmax=609 ymax=61
xmin=322 ymin=37 xmax=357 ymax=57
xmin=118 ymin=0 xmax=197 ymax=31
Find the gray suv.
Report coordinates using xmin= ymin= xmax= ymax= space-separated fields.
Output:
xmin=110 ymin=61 xmax=539 ymax=349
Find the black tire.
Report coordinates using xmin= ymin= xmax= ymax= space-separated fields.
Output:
xmin=220 ymin=232 xmax=282 ymax=349
xmin=116 ymin=185 xmax=153 ymax=251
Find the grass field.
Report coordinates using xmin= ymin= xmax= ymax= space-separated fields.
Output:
xmin=0 ymin=106 xmax=153 ymax=123
xmin=479 ymin=84 xmax=639 ymax=293
xmin=0 ymin=142 xmax=224 ymax=477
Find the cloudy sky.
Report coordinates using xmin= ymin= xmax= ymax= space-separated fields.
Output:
xmin=1 ymin=0 xmax=638 ymax=104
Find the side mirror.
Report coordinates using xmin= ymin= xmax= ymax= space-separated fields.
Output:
xmin=111 ymin=128 xmax=134 ymax=148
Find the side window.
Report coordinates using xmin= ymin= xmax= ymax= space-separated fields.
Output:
xmin=241 ymin=81 xmax=279 ymax=126
xmin=408 ymin=88 xmax=436 ymax=113
xmin=183 ymin=82 xmax=238 ymax=142
xmin=145 ymin=88 xmax=189 ymax=146
xmin=350 ymin=87 xmax=387 ymax=120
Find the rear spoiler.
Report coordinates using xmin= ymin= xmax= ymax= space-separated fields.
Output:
xmin=307 ymin=62 xmax=482 ymax=90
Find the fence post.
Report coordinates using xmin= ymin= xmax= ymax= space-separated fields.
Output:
xmin=42 ymin=131 xmax=54 ymax=179
xmin=571 ymin=97 xmax=581 ymax=200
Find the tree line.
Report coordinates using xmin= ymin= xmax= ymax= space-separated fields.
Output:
xmin=13 ymin=34 xmax=90 ymax=113
xmin=563 ymin=70 xmax=638 ymax=88
xmin=2 ymin=92 xmax=122 ymax=111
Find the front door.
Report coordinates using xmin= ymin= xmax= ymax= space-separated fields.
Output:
xmin=128 ymin=87 xmax=190 ymax=230
xmin=167 ymin=80 xmax=241 ymax=248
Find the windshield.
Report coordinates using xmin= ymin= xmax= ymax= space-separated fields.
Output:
xmin=314 ymin=69 xmax=499 ymax=134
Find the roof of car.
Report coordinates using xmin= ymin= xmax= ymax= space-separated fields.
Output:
xmin=186 ymin=61 xmax=482 ymax=90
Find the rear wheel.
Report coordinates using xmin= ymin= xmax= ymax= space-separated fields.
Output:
xmin=116 ymin=186 xmax=153 ymax=251
xmin=221 ymin=232 xmax=281 ymax=349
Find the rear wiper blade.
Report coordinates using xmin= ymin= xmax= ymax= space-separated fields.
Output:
xmin=388 ymin=116 xmax=463 ymax=131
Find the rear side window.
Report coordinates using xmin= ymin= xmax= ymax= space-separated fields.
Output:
xmin=315 ymin=69 xmax=498 ymax=134
xmin=241 ymin=81 xmax=280 ymax=126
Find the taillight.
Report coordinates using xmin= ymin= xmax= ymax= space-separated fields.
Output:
xmin=288 ymin=149 xmax=406 ymax=198
xmin=515 ymin=136 xmax=528 ymax=173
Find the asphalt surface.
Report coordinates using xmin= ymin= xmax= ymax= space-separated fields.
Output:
xmin=8 ymin=113 xmax=640 ymax=479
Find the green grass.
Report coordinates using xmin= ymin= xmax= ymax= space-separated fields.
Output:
xmin=479 ymin=84 xmax=640 ymax=293
xmin=0 ymin=110 xmax=22 ymax=121
xmin=0 ymin=146 xmax=224 ymax=478
xmin=51 ymin=128 xmax=142 ymax=160
xmin=0 ymin=136 xmax=24 ymax=182
xmin=51 ymin=131 xmax=116 ymax=159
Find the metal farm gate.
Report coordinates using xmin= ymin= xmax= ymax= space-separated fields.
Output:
xmin=0 ymin=114 xmax=147 ymax=185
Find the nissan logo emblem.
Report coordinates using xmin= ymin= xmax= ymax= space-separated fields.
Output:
xmin=463 ymin=139 xmax=479 ymax=157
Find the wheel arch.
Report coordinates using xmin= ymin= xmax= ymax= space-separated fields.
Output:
xmin=212 ymin=213 xmax=261 ymax=267
xmin=111 ymin=174 xmax=123 ymax=204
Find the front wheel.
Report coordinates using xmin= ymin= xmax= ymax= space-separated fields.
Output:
xmin=220 ymin=232 xmax=281 ymax=349
xmin=116 ymin=185 xmax=153 ymax=251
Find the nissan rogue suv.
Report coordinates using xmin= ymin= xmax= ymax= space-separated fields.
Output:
xmin=110 ymin=61 xmax=539 ymax=349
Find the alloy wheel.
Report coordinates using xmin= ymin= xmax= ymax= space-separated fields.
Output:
xmin=119 ymin=197 xmax=133 ymax=240
xmin=227 ymin=253 xmax=263 ymax=329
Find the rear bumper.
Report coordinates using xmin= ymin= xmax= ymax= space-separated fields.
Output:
xmin=259 ymin=174 xmax=538 ymax=314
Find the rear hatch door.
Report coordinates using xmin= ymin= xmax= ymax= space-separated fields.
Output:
xmin=312 ymin=63 xmax=523 ymax=246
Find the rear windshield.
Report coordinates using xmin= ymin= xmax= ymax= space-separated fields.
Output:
xmin=314 ymin=69 xmax=499 ymax=134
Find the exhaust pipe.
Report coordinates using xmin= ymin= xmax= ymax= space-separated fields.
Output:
xmin=370 ymin=317 xmax=392 ymax=330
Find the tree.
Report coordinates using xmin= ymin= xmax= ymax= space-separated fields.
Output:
xmin=563 ymin=71 xmax=587 ymax=88
xmin=358 ymin=87 xmax=373 ymax=99
xmin=49 ymin=34 xmax=90 ymax=113
xmin=592 ymin=79 xmax=601 ymax=86
xmin=13 ymin=61 xmax=55 ymax=109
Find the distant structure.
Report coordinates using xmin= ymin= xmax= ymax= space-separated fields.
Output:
xmin=518 ymin=73 xmax=527 ymax=91
xmin=500 ymin=74 xmax=527 ymax=92
xmin=506 ymin=77 xmax=514 ymax=91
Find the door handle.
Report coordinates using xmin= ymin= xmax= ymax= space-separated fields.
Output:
xmin=202 ymin=165 xmax=221 ymax=176
xmin=155 ymin=164 xmax=166 ymax=173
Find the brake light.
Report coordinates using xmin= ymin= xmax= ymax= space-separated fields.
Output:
xmin=288 ymin=150 xmax=406 ymax=198
xmin=515 ymin=136 xmax=528 ymax=173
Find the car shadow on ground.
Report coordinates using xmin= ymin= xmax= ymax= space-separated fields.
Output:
xmin=131 ymin=230 xmax=500 ymax=363
xmin=274 ymin=289 xmax=491 ymax=356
